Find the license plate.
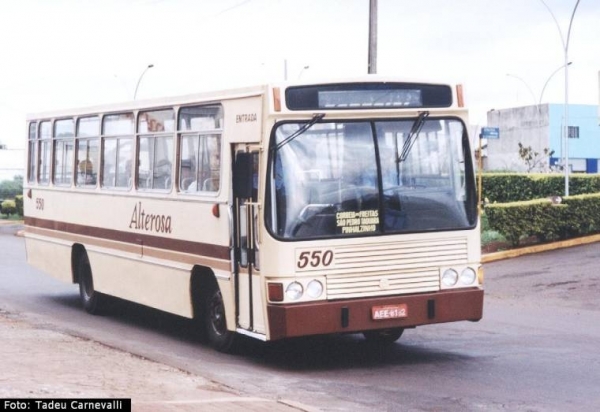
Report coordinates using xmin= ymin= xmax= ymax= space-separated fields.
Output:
xmin=372 ymin=304 xmax=408 ymax=320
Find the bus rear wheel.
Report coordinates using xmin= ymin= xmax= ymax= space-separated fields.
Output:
xmin=77 ymin=254 xmax=104 ymax=315
xmin=203 ymin=282 xmax=237 ymax=352
xmin=362 ymin=328 xmax=404 ymax=345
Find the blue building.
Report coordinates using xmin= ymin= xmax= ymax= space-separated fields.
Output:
xmin=548 ymin=104 xmax=599 ymax=173
xmin=485 ymin=104 xmax=600 ymax=173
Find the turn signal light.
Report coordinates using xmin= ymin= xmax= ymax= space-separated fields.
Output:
xmin=268 ymin=283 xmax=284 ymax=302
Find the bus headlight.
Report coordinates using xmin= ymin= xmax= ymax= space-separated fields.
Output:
xmin=306 ymin=280 xmax=324 ymax=299
xmin=285 ymin=282 xmax=303 ymax=300
xmin=441 ymin=269 xmax=459 ymax=287
xmin=460 ymin=267 xmax=477 ymax=285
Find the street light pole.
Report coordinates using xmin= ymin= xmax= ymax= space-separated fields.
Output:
xmin=297 ymin=65 xmax=310 ymax=79
xmin=507 ymin=62 xmax=573 ymax=107
xmin=539 ymin=61 xmax=572 ymax=105
xmin=506 ymin=73 xmax=537 ymax=107
xmin=133 ymin=64 xmax=154 ymax=100
xmin=538 ymin=0 xmax=581 ymax=196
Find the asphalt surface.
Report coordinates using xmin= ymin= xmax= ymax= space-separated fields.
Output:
xmin=3 ymin=219 xmax=600 ymax=411
xmin=0 ymin=222 xmax=316 ymax=411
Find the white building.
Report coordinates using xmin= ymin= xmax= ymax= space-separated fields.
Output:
xmin=485 ymin=104 xmax=600 ymax=173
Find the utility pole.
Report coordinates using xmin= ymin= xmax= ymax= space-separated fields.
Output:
xmin=368 ymin=0 xmax=378 ymax=74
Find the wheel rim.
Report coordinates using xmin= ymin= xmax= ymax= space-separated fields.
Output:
xmin=208 ymin=290 xmax=227 ymax=336
xmin=80 ymin=261 xmax=94 ymax=301
xmin=83 ymin=274 xmax=93 ymax=300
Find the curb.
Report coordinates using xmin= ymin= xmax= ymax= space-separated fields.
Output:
xmin=0 ymin=221 xmax=24 ymax=235
xmin=482 ymin=233 xmax=600 ymax=263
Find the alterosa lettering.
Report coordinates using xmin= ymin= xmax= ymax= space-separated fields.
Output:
xmin=129 ymin=202 xmax=172 ymax=234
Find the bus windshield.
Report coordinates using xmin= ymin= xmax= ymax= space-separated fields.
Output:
xmin=267 ymin=117 xmax=477 ymax=239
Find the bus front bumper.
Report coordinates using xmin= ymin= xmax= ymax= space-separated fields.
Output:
xmin=266 ymin=288 xmax=483 ymax=341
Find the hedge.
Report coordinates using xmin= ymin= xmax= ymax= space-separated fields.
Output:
xmin=485 ymin=193 xmax=600 ymax=246
xmin=480 ymin=173 xmax=600 ymax=203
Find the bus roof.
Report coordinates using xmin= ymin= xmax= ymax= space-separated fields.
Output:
xmin=26 ymin=76 xmax=463 ymax=121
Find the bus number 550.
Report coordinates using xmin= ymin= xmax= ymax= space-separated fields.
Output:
xmin=297 ymin=250 xmax=334 ymax=269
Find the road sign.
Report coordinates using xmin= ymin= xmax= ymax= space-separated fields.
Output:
xmin=481 ymin=127 xmax=500 ymax=139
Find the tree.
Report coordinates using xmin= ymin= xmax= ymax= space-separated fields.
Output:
xmin=1 ymin=199 xmax=16 ymax=217
xmin=0 ymin=176 xmax=23 ymax=199
xmin=518 ymin=143 xmax=555 ymax=173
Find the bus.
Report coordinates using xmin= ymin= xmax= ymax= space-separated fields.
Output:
xmin=24 ymin=77 xmax=483 ymax=352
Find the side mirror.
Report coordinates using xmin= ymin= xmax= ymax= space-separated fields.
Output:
xmin=233 ymin=152 xmax=254 ymax=199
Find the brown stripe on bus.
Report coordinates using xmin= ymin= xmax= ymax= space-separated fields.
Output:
xmin=24 ymin=216 xmax=231 ymax=261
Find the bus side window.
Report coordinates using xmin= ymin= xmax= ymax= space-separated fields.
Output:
xmin=153 ymin=158 xmax=172 ymax=189
xmin=180 ymin=159 xmax=195 ymax=190
xmin=182 ymin=135 xmax=221 ymax=193
xmin=201 ymin=136 xmax=221 ymax=192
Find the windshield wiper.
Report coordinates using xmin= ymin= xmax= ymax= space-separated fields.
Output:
xmin=272 ymin=113 xmax=325 ymax=152
xmin=397 ymin=111 xmax=430 ymax=163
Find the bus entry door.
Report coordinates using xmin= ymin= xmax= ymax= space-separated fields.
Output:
xmin=232 ymin=148 xmax=262 ymax=334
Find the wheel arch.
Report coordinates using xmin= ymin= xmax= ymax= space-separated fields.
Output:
xmin=190 ymin=265 xmax=219 ymax=320
xmin=71 ymin=243 xmax=87 ymax=284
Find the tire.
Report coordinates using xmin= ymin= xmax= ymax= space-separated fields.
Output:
xmin=362 ymin=328 xmax=404 ymax=345
xmin=77 ymin=253 xmax=104 ymax=315
xmin=203 ymin=281 xmax=237 ymax=352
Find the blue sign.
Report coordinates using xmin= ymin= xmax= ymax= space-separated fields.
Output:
xmin=481 ymin=127 xmax=500 ymax=139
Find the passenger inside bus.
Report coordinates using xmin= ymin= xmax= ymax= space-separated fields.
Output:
xmin=78 ymin=159 xmax=96 ymax=185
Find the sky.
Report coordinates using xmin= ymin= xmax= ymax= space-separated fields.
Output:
xmin=1 ymin=0 xmax=600 ymax=156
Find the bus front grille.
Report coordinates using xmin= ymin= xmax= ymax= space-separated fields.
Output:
xmin=325 ymin=238 xmax=468 ymax=299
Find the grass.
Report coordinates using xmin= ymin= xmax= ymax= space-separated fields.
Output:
xmin=0 ymin=214 xmax=23 ymax=221
xmin=482 ymin=229 xmax=506 ymax=245
xmin=481 ymin=212 xmax=507 ymax=247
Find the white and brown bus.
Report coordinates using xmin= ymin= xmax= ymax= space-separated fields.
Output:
xmin=24 ymin=77 xmax=483 ymax=352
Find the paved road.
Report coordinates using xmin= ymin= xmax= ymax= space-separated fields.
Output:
xmin=1 ymin=231 xmax=599 ymax=411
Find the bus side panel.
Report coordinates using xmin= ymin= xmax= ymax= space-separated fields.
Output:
xmin=25 ymin=235 xmax=73 ymax=284
xmin=222 ymin=96 xmax=263 ymax=143
xmin=88 ymin=251 xmax=194 ymax=318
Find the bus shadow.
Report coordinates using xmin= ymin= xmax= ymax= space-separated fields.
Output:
xmin=240 ymin=334 xmax=473 ymax=371
xmin=47 ymin=292 xmax=472 ymax=371
xmin=47 ymin=293 xmax=203 ymax=344
xmin=45 ymin=293 xmax=81 ymax=310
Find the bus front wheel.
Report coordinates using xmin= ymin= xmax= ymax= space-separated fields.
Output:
xmin=362 ymin=328 xmax=404 ymax=345
xmin=77 ymin=254 xmax=104 ymax=315
xmin=203 ymin=282 xmax=237 ymax=352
